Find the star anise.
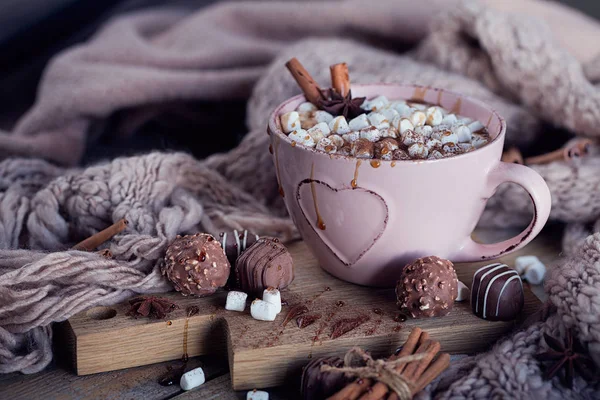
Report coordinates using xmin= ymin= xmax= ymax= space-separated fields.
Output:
xmin=126 ymin=296 xmax=179 ymax=319
xmin=535 ymin=328 xmax=597 ymax=388
xmin=318 ymin=88 xmax=366 ymax=119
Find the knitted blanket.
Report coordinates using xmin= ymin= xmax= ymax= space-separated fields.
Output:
xmin=0 ymin=0 xmax=599 ymax=398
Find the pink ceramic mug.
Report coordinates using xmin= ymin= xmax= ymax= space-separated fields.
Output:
xmin=268 ymin=84 xmax=551 ymax=287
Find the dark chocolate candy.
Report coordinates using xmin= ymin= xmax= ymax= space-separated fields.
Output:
xmin=219 ymin=229 xmax=259 ymax=266
xmin=396 ymin=256 xmax=458 ymax=318
xmin=471 ymin=263 xmax=524 ymax=321
xmin=162 ymin=233 xmax=230 ymax=296
xmin=301 ymin=356 xmax=350 ymax=400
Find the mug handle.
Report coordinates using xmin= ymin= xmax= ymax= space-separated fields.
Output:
xmin=454 ymin=161 xmax=552 ymax=262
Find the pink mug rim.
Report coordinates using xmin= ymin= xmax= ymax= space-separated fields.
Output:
xmin=268 ymin=83 xmax=507 ymax=164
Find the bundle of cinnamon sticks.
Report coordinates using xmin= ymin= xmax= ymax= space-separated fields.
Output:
xmin=327 ymin=327 xmax=450 ymax=400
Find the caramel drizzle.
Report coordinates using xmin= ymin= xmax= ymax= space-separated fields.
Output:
xmin=450 ymin=98 xmax=462 ymax=115
xmin=412 ymin=87 xmax=428 ymax=102
xmin=370 ymin=160 xmax=381 ymax=168
xmin=351 ymin=159 xmax=362 ymax=188
xmin=274 ymin=136 xmax=284 ymax=197
xmin=310 ymin=163 xmax=325 ymax=230
xmin=391 ymin=161 xmax=396 ymax=168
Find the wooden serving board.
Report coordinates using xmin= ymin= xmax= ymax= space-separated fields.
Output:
xmin=58 ymin=237 xmax=543 ymax=391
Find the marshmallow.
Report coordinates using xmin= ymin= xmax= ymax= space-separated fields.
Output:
xmin=468 ymin=120 xmax=485 ymax=133
xmin=441 ymin=113 xmax=458 ymax=125
xmin=364 ymin=95 xmax=389 ymax=112
xmin=425 ymin=138 xmax=442 ymax=151
xmin=351 ymin=138 xmax=374 ymax=159
xmin=458 ymin=143 xmax=475 ymax=153
xmin=471 ymin=133 xmax=489 ymax=148
xmin=410 ymin=111 xmax=427 ymax=127
xmin=288 ymin=129 xmax=316 ymax=148
xmin=394 ymin=103 xmax=414 ymax=118
xmin=375 ymin=139 xmax=399 ymax=160
xmin=428 ymin=150 xmax=444 ymax=160
xmin=408 ymin=102 xmax=427 ymax=110
xmin=397 ymin=118 xmax=415 ymax=134
xmin=316 ymin=137 xmax=337 ymax=154
xmin=250 ymin=299 xmax=278 ymax=321
xmin=455 ymin=281 xmax=470 ymax=302
xmin=314 ymin=111 xmax=334 ymax=124
xmin=329 ymin=116 xmax=351 ymax=135
xmin=307 ymin=122 xmax=330 ymax=142
xmin=401 ymin=129 xmax=425 ymax=147
xmin=415 ymin=125 xmax=433 ymax=137
xmin=360 ymin=126 xmax=381 ymax=142
xmin=380 ymin=127 xmax=398 ymax=138
xmin=280 ymin=112 xmax=301 ymax=133
xmin=515 ymin=256 xmax=546 ymax=285
xmin=342 ymin=131 xmax=360 ymax=143
xmin=328 ymin=134 xmax=345 ymax=148
xmin=408 ymin=143 xmax=429 ymax=159
xmin=296 ymin=102 xmax=317 ymax=113
xmin=180 ymin=367 xmax=206 ymax=391
xmin=262 ymin=287 xmax=282 ymax=314
xmin=367 ymin=112 xmax=390 ymax=129
xmin=393 ymin=149 xmax=411 ymax=160
xmin=338 ymin=142 xmax=352 ymax=156
xmin=247 ymin=390 xmax=269 ymax=400
xmin=348 ymin=114 xmax=370 ymax=131
xmin=225 ymin=291 xmax=248 ymax=312
xmin=426 ymin=107 xmax=443 ymax=126
xmin=381 ymin=108 xmax=399 ymax=122
xmin=440 ymin=130 xmax=459 ymax=144
xmin=457 ymin=117 xmax=473 ymax=125
xmin=442 ymin=142 xmax=462 ymax=155
xmin=453 ymin=124 xmax=472 ymax=143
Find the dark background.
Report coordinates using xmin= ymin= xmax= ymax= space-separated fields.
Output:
xmin=0 ymin=0 xmax=597 ymax=164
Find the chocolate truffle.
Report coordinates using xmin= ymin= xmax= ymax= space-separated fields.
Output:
xmin=162 ymin=233 xmax=230 ymax=297
xmin=471 ymin=263 xmax=524 ymax=321
xmin=219 ymin=229 xmax=260 ymax=266
xmin=301 ymin=356 xmax=350 ymax=400
xmin=396 ymin=256 xmax=458 ymax=318
xmin=235 ymin=237 xmax=294 ymax=294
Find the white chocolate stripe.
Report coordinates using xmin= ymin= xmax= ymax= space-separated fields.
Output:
xmin=221 ymin=232 xmax=227 ymax=252
xmin=233 ymin=229 xmax=241 ymax=258
xmin=495 ymin=274 xmax=521 ymax=317
xmin=242 ymin=230 xmax=248 ymax=250
xmin=483 ymin=270 xmax=518 ymax=318
xmin=474 ymin=263 xmax=503 ymax=313
xmin=255 ymin=234 xmax=259 ymax=241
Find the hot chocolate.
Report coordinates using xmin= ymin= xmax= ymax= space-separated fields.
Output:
xmin=279 ymin=96 xmax=491 ymax=161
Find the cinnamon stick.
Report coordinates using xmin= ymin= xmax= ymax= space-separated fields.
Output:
xmin=386 ymin=341 xmax=441 ymax=400
xmin=413 ymin=353 xmax=451 ymax=394
xmin=330 ymin=63 xmax=351 ymax=97
xmin=73 ymin=219 xmax=128 ymax=251
xmin=285 ymin=57 xmax=325 ymax=105
xmin=326 ymin=378 xmax=373 ymax=400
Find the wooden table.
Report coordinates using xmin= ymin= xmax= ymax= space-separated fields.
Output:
xmin=0 ymin=226 xmax=563 ymax=399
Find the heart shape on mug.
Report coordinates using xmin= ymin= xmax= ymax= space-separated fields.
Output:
xmin=296 ymin=179 xmax=388 ymax=266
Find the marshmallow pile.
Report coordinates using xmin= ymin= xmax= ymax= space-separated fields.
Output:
xmin=279 ymin=96 xmax=491 ymax=160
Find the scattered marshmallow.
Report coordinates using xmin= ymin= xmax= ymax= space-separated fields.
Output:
xmin=225 ymin=291 xmax=248 ymax=312
xmin=288 ymin=129 xmax=316 ymax=148
xmin=364 ymin=95 xmax=389 ymax=112
xmin=381 ymin=108 xmax=399 ymax=122
xmin=397 ymin=118 xmax=415 ymax=134
xmin=515 ymin=256 xmax=546 ymax=285
xmin=441 ymin=113 xmax=458 ymax=125
xmin=329 ymin=134 xmax=344 ymax=148
xmin=455 ymin=281 xmax=470 ymax=302
xmin=348 ymin=114 xmax=370 ymax=131
xmin=415 ymin=125 xmax=433 ymax=137
xmin=247 ymin=390 xmax=269 ymax=400
xmin=314 ymin=110 xmax=334 ymax=124
xmin=262 ymin=287 xmax=282 ymax=314
xmin=426 ymin=107 xmax=443 ymax=126
xmin=329 ymin=116 xmax=351 ymax=135
xmin=316 ymin=137 xmax=337 ymax=154
xmin=468 ymin=120 xmax=485 ymax=133
xmin=408 ymin=143 xmax=429 ymax=159
xmin=250 ymin=299 xmax=278 ymax=321
xmin=307 ymin=122 xmax=330 ymax=142
xmin=180 ymin=367 xmax=206 ymax=391
xmin=440 ymin=130 xmax=459 ymax=144
xmin=367 ymin=112 xmax=390 ymax=130
xmin=296 ymin=102 xmax=317 ymax=113
xmin=342 ymin=131 xmax=360 ymax=143
xmin=360 ymin=126 xmax=381 ymax=142
xmin=453 ymin=124 xmax=472 ymax=143
xmin=401 ymin=130 xmax=424 ymax=147
xmin=410 ymin=111 xmax=427 ymax=127
xmin=280 ymin=111 xmax=301 ymax=133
